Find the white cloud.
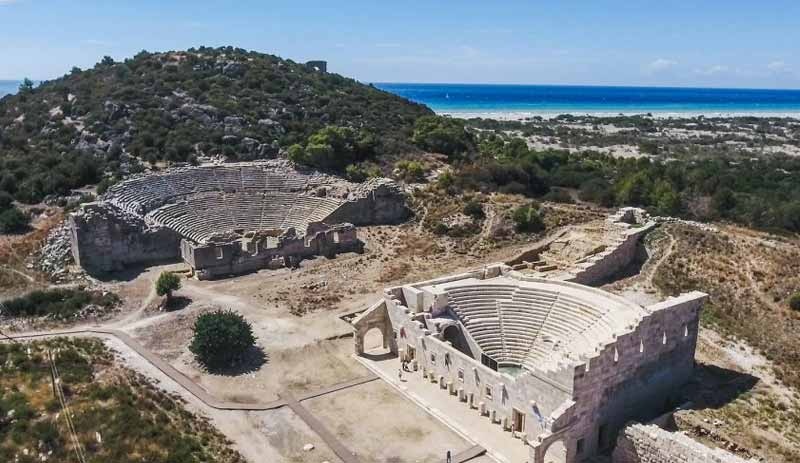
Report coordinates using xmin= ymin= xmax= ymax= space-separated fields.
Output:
xmin=645 ymin=58 xmax=677 ymax=74
xmin=0 ymin=0 xmax=20 ymax=5
xmin=695 ymin=64 xmax=729 ymax=76
xmin=768 ymin=60 xmax=788 ymax=72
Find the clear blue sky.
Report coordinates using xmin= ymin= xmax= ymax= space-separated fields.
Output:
xmin=1 ymin=0 xmax=798 ymax=88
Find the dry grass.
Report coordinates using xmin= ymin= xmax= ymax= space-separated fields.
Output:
xmin=653 ymin=224 xmax=800 ymax=389
xmin=0 ymin=338 xmax=245 ymax=463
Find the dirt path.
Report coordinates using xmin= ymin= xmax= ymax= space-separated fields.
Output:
xmin=642 ymin=227 xmax=676 ymax=289
xmin=0 ymin=265 xmax=36 ymax=283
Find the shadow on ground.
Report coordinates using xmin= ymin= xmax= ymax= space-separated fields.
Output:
xmin=90 ymin=259 xmax=183 ymax=283
xmin=165 ymin=296 xmax=192 ymax=312
xmin=205 ymin=345 xmax=269 ymax=376
xmin=682 ymin=362 xmax=760 ymax=410
xmin=361 ymin=351 xmax=396 ymax=362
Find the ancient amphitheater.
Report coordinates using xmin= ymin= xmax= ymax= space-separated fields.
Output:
xmin=349 ymin=209 xmax=746 ymax=463
xmin=70 ymin=161 xmax=408 ymax=279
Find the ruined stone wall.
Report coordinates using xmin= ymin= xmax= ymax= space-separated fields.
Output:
xmin=566 ymin=292 xmax=706 ymax=460
xmin=186 ymin=223 xmax=363 ymax=280
xmin=565 ymin=222 xmax=656 ymax=286
xmin=70 ymin=203 xmax=181 ymax=273
xmin=322 ymin=178 xmax=410 ymax=226
xmin=613 ymin=424 xmax=757 ymax=463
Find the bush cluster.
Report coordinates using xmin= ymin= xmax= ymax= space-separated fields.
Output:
xmin=1 ymin=288 xmax=120 ymax=319
xmin=0 ymin=191 xmax=28 ymax=233
xmin=512 ymin=203 xmax=546 ymax=233
xmin=446 ymin=131 xmax=800 ymax=233
xmin=288 ymin=126 xmax=377 ymax=171
xmin=0 ymin=46 xmax=432 ymax=204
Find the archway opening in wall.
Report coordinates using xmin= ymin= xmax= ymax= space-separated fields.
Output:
xmin=442 ymin=325 xmax=472 ymax=358
xmin=363 ymin=327 xmax=389 ymax=355
xmin=543 ymin=439 xmax=567 ymax=463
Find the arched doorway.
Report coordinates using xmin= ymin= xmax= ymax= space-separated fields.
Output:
xmin=441 ymin=324 xmax=470 ymax=357
xmin=543 ymin=439 xmax=567 ymax=463
xmin=363 ymin=327 xmax=388 ymax=354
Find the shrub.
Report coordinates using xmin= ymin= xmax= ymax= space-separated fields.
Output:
xmin=790 ymin=293 xmax=800 ymax=312
xmin=288 ymin=126 xmax=376 ymax=171
xmin=189 ymin=309 xmax=256 ymax=370
xmin=542 ymin=189 xmax=575 ymax=204
xmin=345 ymin=162 xmax=382 ymax=182
xmin=155 ymin=272 xmax=181 ymax=301
xmin=512 ymin=203 xmax=545 ymax=233
xmin=0 ymin=206 xmax=29 ymax=233
xmin=412 ymin=115 xmax=475 ymax=159
xmin=1 ymin=288 xmax=119 ymax=319
xmin=0 ymin=191 xmax=13 ymax=210
xmin=395 ymin=160 xmax=426 ymax=183
xmin=463 ymin=200 xmax=485 ymax=219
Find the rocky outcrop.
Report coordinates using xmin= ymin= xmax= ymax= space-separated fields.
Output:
xmin=31 ymin=221 xmax=75 ymax=282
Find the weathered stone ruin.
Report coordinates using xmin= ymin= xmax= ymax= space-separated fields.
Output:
xmin=507 ymin=207 xmax=656 ymax=286
xmin=613 ymin=423 xmax=758 ymax=463
xmin=70 ymin=161 xmax=408 ymax=279
xmin=351 ymin=208 xmax=727 ymax=463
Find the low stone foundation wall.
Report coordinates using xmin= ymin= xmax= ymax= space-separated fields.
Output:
xmin=184 ymin=223 xmax=364 ymax=280
xmin=567 ymin=222 xmax=655 ymax=286
xmin=613 ymin=424 xmax=757 ymax=463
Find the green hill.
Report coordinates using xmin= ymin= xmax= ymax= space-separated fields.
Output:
xmin=0 ymin=46 xmax=432 ymax=204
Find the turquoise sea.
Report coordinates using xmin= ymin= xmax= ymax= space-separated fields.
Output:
xmin=375 ymin=83 xmax=800 ymax=118
xmin=5 ymin=79 xmax=800 ymax=118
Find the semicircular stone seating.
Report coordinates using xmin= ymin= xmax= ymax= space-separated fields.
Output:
xmin=107 ymin=164 xmax=345 ymax=244
xmin=445 ymin=282 xmax=619 ymax=370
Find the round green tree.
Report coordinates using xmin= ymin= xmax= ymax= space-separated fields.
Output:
xmin=790 ymin=293 xmax=800 ymax=312
xmin=190 ymin=309 xmax=256 ymax=370
xmin=155 ymin=271 xmax=181 ymax=303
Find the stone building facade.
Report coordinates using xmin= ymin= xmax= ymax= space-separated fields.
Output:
xmin=353 ymin=251 xmax=706 ymax=462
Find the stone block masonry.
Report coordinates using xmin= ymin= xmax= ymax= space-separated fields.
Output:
xmin=70 ymin=202 xmax=181 ymax=273
xmin=613 ymin=423 xmax=758 ymax=463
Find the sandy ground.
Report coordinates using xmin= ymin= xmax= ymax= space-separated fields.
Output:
xmin=306 ymin=379 xmax=471 ymax=462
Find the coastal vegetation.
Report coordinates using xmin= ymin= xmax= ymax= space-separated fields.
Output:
xmin=1 ymin=288 xmax=120 ymax=319
xmin=0 ymin=338 xmax=244 ymax=463
xmin=439 ymin=117 xmax=800 ymax=234
xmin=1 ymin=46 xmax=799 ymax=237
xmin=0 ymin=46 xmax=431 ymax=206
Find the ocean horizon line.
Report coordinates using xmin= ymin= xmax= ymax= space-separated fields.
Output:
xmin=373 ymin=82 xmax=800 ymax=93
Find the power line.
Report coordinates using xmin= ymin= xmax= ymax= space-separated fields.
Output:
xmin=49 ymin=349 xmax=87 ymax=463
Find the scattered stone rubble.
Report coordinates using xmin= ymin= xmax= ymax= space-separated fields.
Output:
xmin=30 ymin=221 xmax=75 ymax=282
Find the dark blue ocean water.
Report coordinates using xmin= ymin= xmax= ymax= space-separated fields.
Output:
xmin=375 ymin=83 xmax=800 ymax=117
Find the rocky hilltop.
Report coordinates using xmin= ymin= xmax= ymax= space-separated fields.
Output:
xmin=0 ymin=46 xmax=432 ymax=203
